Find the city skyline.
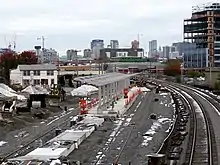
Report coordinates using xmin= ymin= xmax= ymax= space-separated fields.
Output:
xmin=0 ymin=0 xmax=209 ymax=54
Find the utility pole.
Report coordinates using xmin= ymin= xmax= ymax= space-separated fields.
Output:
xmin=181 ymin=63 xmax=184 ymax=83
xmin=137 ymin=33 xmax=143 ymax=45
xmin=37 ymin=36 xmax=45 ymax=51
xmin=37 ymin=36 xmax=45 ymax=63
xmin=74 ymin=50 xmax=81 ymax=76
xmin=42 ymin=36 xmax=45 ymax=51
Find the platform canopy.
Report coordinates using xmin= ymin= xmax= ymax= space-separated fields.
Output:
xmin=74 ymin=73 xmax=138 ymax=87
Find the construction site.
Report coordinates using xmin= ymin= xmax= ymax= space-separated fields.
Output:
xmin=184 ymin=2 xmax=220 ymax=86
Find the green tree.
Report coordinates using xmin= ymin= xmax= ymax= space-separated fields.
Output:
xmin=164 ymin=59 xmax=181 ymax=76
xmin=0 ymin=50 xmax=38 ymax=83
xmin=186 ymin=70 xmax=203 ymax=78
xmin=0 ymin=51 xmax=18 ymax=83
xmin=214 ymin=73 xmax=220 ymax=90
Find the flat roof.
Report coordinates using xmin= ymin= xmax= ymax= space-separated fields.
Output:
xmin=74 ymin=72 xmax=136 ymax=86
xmin=27 ymin=148 xmax=66 ymax=157
xmin=18 ymin=64 xmax=57 ymax=71
xmin=49 ymin=130 xmax=86 ymax=142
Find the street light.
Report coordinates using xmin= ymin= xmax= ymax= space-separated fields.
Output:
xmin=137 ymin=33 xmax=143 ymax=42
xmin=181 ymin=63 xmax=184 ymax=83
xmin=37 ymin=36 xmax=45 ymax=51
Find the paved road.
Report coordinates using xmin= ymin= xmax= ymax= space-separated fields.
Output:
xmin=0 ymin=105 xmax=80 ymax=157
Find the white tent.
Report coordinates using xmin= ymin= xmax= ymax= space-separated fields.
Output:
xmin=80 ymin=85 xmax=98 ymax=92
xmin=71 ymin=85 xmax=98 ymax=97
xmin=35 ymin=85 xmax=49 ymax=94
xmin=0 ymin=87 xmax=26 ymax=100
xmin=0 ymin=83 xmax=16 ymax=93
xmin=71 ymin=88 xmax=89 ymax=96
xmin=21 ymin=85 xmax=48 ymax=95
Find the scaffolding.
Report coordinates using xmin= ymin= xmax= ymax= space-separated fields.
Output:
xmin=184 ymin=2 xmax=220 ymax=67
xmin=192 ymin=2 xmax=220 ymax=13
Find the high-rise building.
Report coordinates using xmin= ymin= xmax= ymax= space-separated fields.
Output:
xmin=162 ymin=46 xmax=170 ymax=59
xmin=110 ymin=40 xmax=119 ymax=49
xmin=131 ymin=40 xmax=139 ymax=49
xmin=66 ymin=49 xmax=78 ymax=61
xmin=158 ymin=46 xmax=163 ymax=58
xmin=34 ymin=46 xmax=42 ymax=63
xmin=83 ymin=49 xmax=92 ymax=58
xmin=43 ymin=48 xmax=59 ymax=64
xmin=184 ymin=2 xmax=220 ymax=68
xmin=90 ymin=39 xmax=104 ymax=59
xmin=149 ymin=40 xmax=157 ymax=57
xmin=34 ymin=47 xmax=58 ymax=64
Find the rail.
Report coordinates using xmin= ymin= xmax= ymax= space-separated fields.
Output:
xmin=169 ymin=84 xmax=214 ymax=165
xmin=2 ymin=111 xmax=74 ymax=159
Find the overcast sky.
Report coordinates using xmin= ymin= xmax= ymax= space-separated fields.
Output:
xmin=0 ymin=0 xmax=215 ymax=55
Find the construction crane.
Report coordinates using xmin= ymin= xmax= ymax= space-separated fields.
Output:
xmin=5 ymin=34 xmax=16 ymax=50
xmin=74 ymin=50 xmax=81 ymax=76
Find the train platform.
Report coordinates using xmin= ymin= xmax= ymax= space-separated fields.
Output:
xmin=87 ymin=86 xmax=146 ymax=117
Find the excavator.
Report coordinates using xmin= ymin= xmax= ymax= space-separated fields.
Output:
xmin=1 ymin=97 xmax=17 ymax=118
xmin=48 ymin=84 xmax=66 ymax=106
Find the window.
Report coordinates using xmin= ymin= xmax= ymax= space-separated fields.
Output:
xmin=41 ymin=79 xmax=48 ymax=85
xmin=215 ymin=49 xmax=220 ymax=54
xmin=47 ymin=70 xmax=54 ymax=76
xmin=34 ymin=79 xmax=40 ymax=85
xmin=51 ymin=79 xmax=54 ymax=85
xmin=33 ymin=71 xmax=40 ymax=76
xmin=23 ymin=79 xmax=29 ymax=85
xmin=215 ymin=43 xmax=220 ymax=48
xmin=23 ymin=71 xmax=30 ymax=76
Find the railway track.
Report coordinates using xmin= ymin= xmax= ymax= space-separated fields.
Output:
xmin=113 ymin=123 xmax=135 ymax=165
xmin=168 ymin=84 xmax=216 ymax=164
xmin=93 ymin=111 xmax=136 ymax=165
xmin=1 ymin=113 xmax=72 ymax=160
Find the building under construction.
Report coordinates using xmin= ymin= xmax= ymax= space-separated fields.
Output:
xmin=184 ymin=2 xmax=220 ymax=68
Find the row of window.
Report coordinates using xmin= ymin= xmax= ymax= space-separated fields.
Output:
xmin=23 ymin=79 xmax=54 ymax=85
xmin=184 ymin=62 xmax=207 ymax=68
xmin=23 ymin=70 xmax=54 ymax=76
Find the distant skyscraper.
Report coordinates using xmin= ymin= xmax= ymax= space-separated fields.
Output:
xmin=110 ymin=40 xmax=119 ymax=49
xmin=90 ymin=39 xmax=104 ymax=59
xmin=131 ymin=40 xmax=139 ymax=49
xmin=163 ymin=46 xmax=170 ymax=59
xmin=83 ymin=49 xmax=92 ymax=58
xmin=66 ymin=49 xmax=78 ymax=61
xmin=149 ymin=40 xmax=157 ymax=57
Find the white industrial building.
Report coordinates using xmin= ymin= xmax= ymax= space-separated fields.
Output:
xmin=10 ymin=64 xmax=58 ymax=86
xmin=74 ymin=72 xmax=135 ymax=114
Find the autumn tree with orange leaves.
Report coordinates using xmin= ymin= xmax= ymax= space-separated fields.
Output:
xmin=164 ymin=59 xmax=181 ymax=76
xmin=0 ymin=50 xmax=38 ymax=83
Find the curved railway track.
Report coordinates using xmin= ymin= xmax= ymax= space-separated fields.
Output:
xmin=168 ymin=84 xmax=215 ymax=164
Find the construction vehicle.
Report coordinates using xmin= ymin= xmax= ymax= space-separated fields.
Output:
xmin=48 ymin=84 xmax=66 ymax=106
